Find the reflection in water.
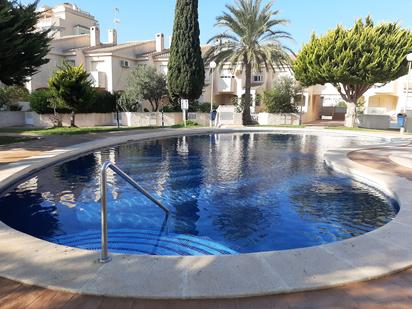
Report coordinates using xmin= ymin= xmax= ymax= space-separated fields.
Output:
xmin=0 ymin=133 xmax=397 ymax=254
xmin=0 ymin=178 xmax=59 ymax=238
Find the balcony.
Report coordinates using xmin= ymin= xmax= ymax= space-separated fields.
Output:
xmin=89 ymin=71 xmax=107 ymax=89
xmin=372 ymin=82 xmax=397 ymax=95
xmin=217 ymin=76 xmax=236 ymax=93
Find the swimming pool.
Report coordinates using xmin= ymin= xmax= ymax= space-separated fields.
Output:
xmin=0 ymin=133 xmax=398 ymax=256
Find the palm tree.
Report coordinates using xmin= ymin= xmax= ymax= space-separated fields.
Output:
xmin=205 ymin=0 xmax=293 ymax=124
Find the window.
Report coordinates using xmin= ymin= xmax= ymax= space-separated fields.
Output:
xmin=120 ymin=60 xmax=130 ymax=68
xmin=65 ymin=59 xmax=75 ymax=66
xmin=73 ymin=25 xmax=90 ymax=35
xmin=253 ymin=75 xmax=263 ymax=82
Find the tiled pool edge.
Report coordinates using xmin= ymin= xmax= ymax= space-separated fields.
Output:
xmin=0 ymin=128 xmax=411 ymax=299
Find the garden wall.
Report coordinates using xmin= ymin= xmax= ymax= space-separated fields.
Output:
xmin=358 ymin=114 xmax=391 ymax=130
xmin=27 ymin=113 xmax=114 ymax=128
xmin=0 ymin=111 xmax=25 ymax=127
xmin=119 ymin=112 xmax=183 ymax=127
xmin=406 ymin=111 xmax=412 ymax=133
xmin=258 ymin=113 xmax=300 ymax=126
xmin=187 ymin=113 xmax=210 ymax=126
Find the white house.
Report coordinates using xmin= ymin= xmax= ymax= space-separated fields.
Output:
xmin=27 ymin=3 xmax=164 ymax=93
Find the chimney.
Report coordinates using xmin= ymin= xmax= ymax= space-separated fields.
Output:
xmin=155 ymin=33 xmax=164 ymax=52
xmin=108 ymin=29 xmax=117 ymax=45
xmin=90 ymin=26 xmax=100 ymax=47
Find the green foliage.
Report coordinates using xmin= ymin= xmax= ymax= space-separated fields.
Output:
xmin=0 ymin=85 xmax=28 ymax=111
xmin=0 ymin=0 xmax=51 ymax=85
xmin=171 ymin=120 xmax=199 ymax=128
xmin=29 ymin=89 xmax=54 ymax=114
xmin=231 ymin=95 xmax=245 ymax=113
xmin=263 ymin=77 xmax=302 ymax=113
xmin=293 ymin=17 xmax=412 ymax=126
xmin=168 ymin=0 xmax=205 ymax=102
xmin=120 ymin=65 xmax=167 ymax=112
xmin=204 ymin=0 xmax=292 ymax=124
xmin=48 ymin=63 xmax=95 ymax=126
xmin=336 ymin=101 xmax=347 ymax=108
xmin=88 ymin=91 xmax=118 ymax=113
xmin=196 ymin=102 xmax=218 ymax=113
xmin=30 ymin=89 xmax=117 ymax=114
xmin=163 ymin=97 xmax=181 ymax=112
xmin=231 ymin=94 xmax=261 ymax=113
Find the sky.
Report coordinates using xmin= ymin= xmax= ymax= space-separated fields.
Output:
xmin=22 ymin=0 xmax=412 ymax=51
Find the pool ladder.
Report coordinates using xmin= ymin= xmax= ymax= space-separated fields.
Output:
xmin=99 ymin=161 xmax=170 ymax=263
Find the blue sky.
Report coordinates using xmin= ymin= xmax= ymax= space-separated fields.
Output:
xmin=24 ymin=0 xmax=412 ymax=51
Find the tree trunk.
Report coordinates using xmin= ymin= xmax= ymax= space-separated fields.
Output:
xmin=344 ymin=102 xmax=357 ymax=128
xmin=70 ymin=111 xmax=76 ymax=127
xmin=148 ymin=100 xmax=155 ymax=112
xmin=242 ymin=62 xmax=253 ymax=125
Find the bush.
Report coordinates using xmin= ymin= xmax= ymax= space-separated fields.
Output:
xmin=84 ymin=91 xmax=118 ymax=113
xmin=263 ymin=77 xmax=302 ymax=113
xmin=30 ymin=89 xmax=121 ymax=114
xmin=197 ymin=102 xmax=218 ymax=113
xmin=0 ymin=86 xmax=28 ymax=111
xmin=29 ymin=89 xmax=54 ymax=114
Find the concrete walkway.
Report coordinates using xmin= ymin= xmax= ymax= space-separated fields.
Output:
xmin=0 ymin=129 xmax=411 ymax=308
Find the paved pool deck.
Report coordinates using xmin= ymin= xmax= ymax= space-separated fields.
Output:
xmin=0 ymin=127 xmax=411 ymax=308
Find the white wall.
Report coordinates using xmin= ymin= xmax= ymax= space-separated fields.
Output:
xmin=120 ymin=112 xmax=183 ymax=127
xmin=0 ymin=112 xmax=25 ymax=127
xmin=29 ymin=113 xmax=113 ymax=128
xmin=258 ymin=113 xmax=300 ymax=126
xmin=358 ymin=115 xmax=391 ymax=130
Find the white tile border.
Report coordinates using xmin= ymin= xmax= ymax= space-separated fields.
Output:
xmin=0 ymin=127 xmax=411 ymax=299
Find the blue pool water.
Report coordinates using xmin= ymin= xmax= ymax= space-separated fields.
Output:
xmin=0 ymin=133 xmax=398 ymax=255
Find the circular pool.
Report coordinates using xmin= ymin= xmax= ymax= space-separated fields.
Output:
xmin=0 ymin=133 xmax=398 ymax=256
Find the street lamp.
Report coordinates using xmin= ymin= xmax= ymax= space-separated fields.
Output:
xmin=405 ymin=53 xmax=412 ymax=113
xmin=209 ymin=61 xmax=217 ymax=127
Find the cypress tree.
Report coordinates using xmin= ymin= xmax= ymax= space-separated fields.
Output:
xmin=0 ymin=0 xmax=51 ymax=85
xmin=168 ymin=0 xmax=205 ymax=105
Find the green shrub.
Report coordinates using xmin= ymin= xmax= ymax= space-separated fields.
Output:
xmin=336 ymin=101 xmax=347 ymax=108
xmin=197 ymin=102 xmax=218 ymax=113
xmin=85 ymin=91 xmax=118 ymax=113
xmin=29 ymin=89 xmax=55 ymax=114
xmin=171 ymin=120 xmax=199 ymax=128
xmin=30 ymin=89 xmax=120 ymax=114
xmin=263 ymin=77 xmax=302 ymax=113
xmin=0 ymin=86 xmax=28 ymax=111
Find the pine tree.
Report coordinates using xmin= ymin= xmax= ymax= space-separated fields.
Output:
xmin=168 ymin=0 xmax=205 ymax=104
xmin=0 ymin=0 xmax=51 ymax=85
xmin=48 ymin=63 xmax=95 ymax=127
xmin=293 ymin=17 xmax=412 ymax=127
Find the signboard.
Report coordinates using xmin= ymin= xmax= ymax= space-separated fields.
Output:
xmin=181 ymin=99 xmax=189 ymax=110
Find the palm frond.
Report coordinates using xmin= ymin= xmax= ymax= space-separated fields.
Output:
xmin=205 ymin=0 xmax=293 ymax=73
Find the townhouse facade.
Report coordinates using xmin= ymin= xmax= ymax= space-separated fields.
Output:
xmin=28 ymin=3 xmax=316 ymax=118
xmin=310 ymin=77 xmax=412 ymax=120
xmin=27 ymin=3 xmax=412 ymax=124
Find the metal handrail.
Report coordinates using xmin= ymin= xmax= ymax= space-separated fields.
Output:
xmin=99 ymin=161 xmax=170 ymax=263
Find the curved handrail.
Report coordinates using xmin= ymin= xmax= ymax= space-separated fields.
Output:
xmin=99 ymin=161 xmax=170 ymax=263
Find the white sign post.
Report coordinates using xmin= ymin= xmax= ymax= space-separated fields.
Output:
xmin=181 ymin=99 xmax=189 ymax=127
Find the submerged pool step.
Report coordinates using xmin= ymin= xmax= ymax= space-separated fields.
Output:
xmin=49 ymin=229 xmax=237 ymax=256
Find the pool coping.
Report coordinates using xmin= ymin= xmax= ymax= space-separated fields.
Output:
xmin=0 ymin=127 xmax=412 ymax=299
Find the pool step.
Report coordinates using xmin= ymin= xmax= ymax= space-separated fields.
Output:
xmin=48 ymin=229 xmax=237 ymax=256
